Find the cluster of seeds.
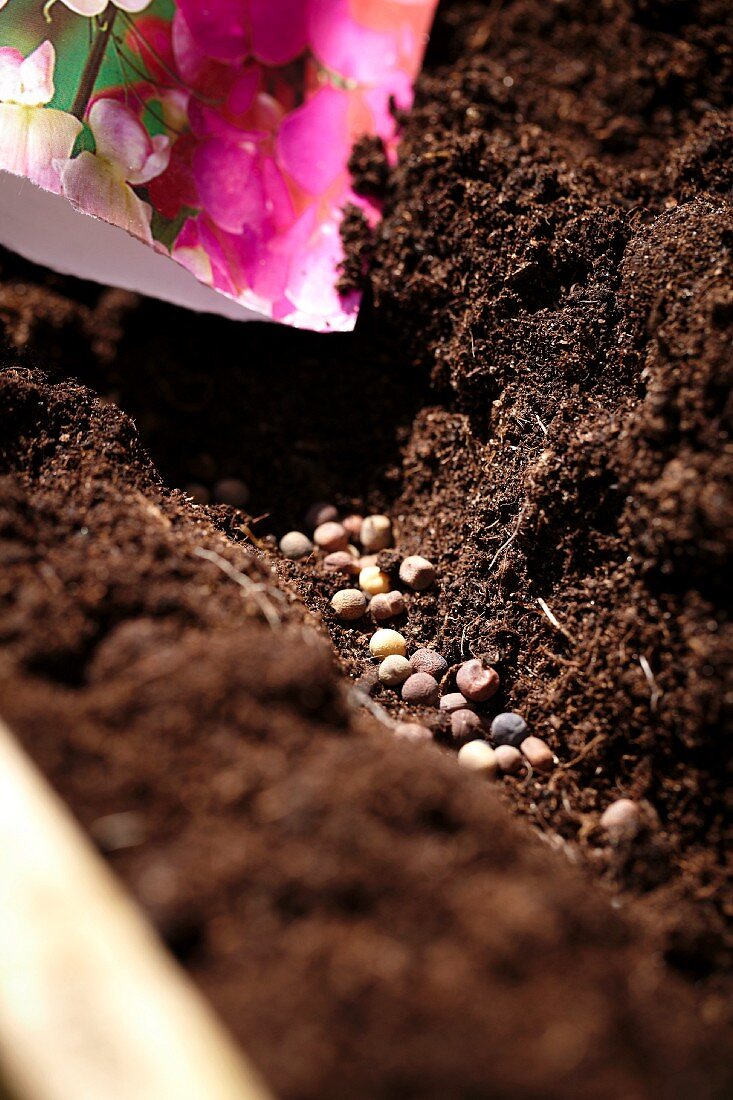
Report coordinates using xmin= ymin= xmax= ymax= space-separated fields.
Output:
xmin=279 ymin=501 xmax=556 ymax=780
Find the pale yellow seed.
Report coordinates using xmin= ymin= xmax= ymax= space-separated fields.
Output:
xmin=457 ymin=740 xmax=498 ymax=777
xmin=359 ymin=565 xmax=391 ymax=596
xmin=378 ymin=654 xmax=411 ymax=687
xmin=360 ymin=514 xmax=392 ymax=552
xmin=369 ymin=628 xmax=407 ymax=659
xmin=330 ymin=588 xmax=367 ymax=621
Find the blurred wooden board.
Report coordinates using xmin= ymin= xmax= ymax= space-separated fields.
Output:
xmin=0 ymin=718 xmax=273 ymax=1100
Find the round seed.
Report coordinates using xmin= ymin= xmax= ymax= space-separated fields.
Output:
xmin=456 ymin=659 xmax=500 ymax=702
xmin=369 ymin=629 xmax=407 ymax=659
xmin=378 ymin=654 xmax=412 ymax=687
xmin=305 ymin=501 xmax=338 ymax=529
xmin=520 ymin=736 xmax=554 ymax=772
xmin=490 ymin=712 xmax=528 ymax=748
xmin=360 ymin=514 xmax=392 ymax=552
xmin=314 ymin=521 xmax=348 ymax=552
xmin=323 ymin=551 xmax=360 ymax=576
xmin=401 ymin=672 xmax=440 ymax=706
xmin=399 ymin=555 xmax=436 ymax=591
xmin=439 ymin=692 xmax=474 ymax=714
xmin=213 ymin=478 xmax=249 ymax=507
xmin=394 ymin=722 xmax=433 ymax=744
xmin=359 ymin=565 xmax=391 ymax=596
xmin=342 ymin=514 xmax=363 ymax=540
xmin=494 ymin=744 xmax=523 ymax=774
xmin=450 ymin=709 xmax=485 ymax=745
xmin=370 ymin=591 xmax=406 ymax=621
xmin=330 ymin=588 xmax=367 ymax=621
xmin=600 ymin=799 xmax=641 ymax=841
xmin=279 ymin=531 xmax=313 ymax=560
xmin=457 ymin=740 xmax=498 ymax=777
xmin=410 ymin=648 xmax=448 ymax=678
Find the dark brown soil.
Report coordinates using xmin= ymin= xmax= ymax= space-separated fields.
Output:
xmin=0 ymin=0 xmax=732 ymax=1096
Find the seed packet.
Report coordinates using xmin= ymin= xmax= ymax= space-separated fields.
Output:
xmin=0 ymin=1 xmax=437 ymax=329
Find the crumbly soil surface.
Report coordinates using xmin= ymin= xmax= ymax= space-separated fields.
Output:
xmin=1 ymin=1 xmax=732 ymax=1097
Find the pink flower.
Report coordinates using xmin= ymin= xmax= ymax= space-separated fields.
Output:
xmin=175 ymin=0 xmax=307 ymax=66
xmin=0 ymin=41 xmax=82 ymax=194
xmin=55 ymin=98 xmax=170 ymax=243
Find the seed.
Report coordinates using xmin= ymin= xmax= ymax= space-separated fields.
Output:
xmin=213 ymin=478 xmax=249 ymax=507
xmin=378 ymin=654 xmax=412 ymax=687
xmin=450 ymin=709 xmax=485 ymax=745
xmin=439 ymin=692 xmax=474 ymax=714
xmin=314 ymin=521 xmax=348 ymax=552
xmin=399 ymin=555 xmax=436 ymax=591
xmin=370 ymin=591 xmax=406 ymax=621
xmin=359 ymin=565 xmax=391 ymax=596
xmin=279 ymin=531 xmax=313 ymax=560
xmin=305 ymin=501 xmax=338 ymax=529
xmin=401 ymin=672 xmax=440 ymax=706
xmin=342 ymin=514 xmax=363 ymax=540
xmin=600 ymin=799 xmax=641 ymax=841
xmin=457 ymin=740 xmax=498 ymax=777
xmin=494 ymin=745 xmax=523 ymax=774
xmin=489 ymin=712 xmax=528 ymax=748
xmin=359 ymin=554 xmax=379 ymax=569
xmin=456 ymin=659 xmax=500 ymax=702
xmin=410 ymin=648 xmax=448 ymax=678
xmin=520 ymin=736 xmax=554 ymax=772
xmin=330 ymin=588 xmax=367 ymax=621
xmin=394 ymin=722 xmax=433 ymax=744
xmin=360 ymin=514 xmax=392 ymax=551
xmin=323 ymin=551 xmax=360 ymax=576
xmin=369 ymin=629 xmax=407 ymax=658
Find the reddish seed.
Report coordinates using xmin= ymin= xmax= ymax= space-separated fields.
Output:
xmin=494 ymin=745 xmax=523 ymax=774
xmin=185 ymin=483 xmax=210 ymax=505
xmin=342 ymin=514 xmax=363 ymax=540
xmin=305 ymin=502 xmax=338 ymax=529
xmin=440 ymin=692 xmax=474 ymax=714
xmin=370 ymin=591 xmax=406 ymax=621
xmin=313 ymin=521 xmax=348 ymax=552
xmin=456 ymin=659 xmax=500 ymax=702
xmin=450 ymin=709 xmax=485 ymax=745
xmin=401 ymin=672 xmax=440 ymax=706
xmin=410 ymin=648 xmax=448 ymax=678
xmin=323 ymin=551 xmax=360 ymax=575
xmin=520 ymin=736 xmax=554 ymax=772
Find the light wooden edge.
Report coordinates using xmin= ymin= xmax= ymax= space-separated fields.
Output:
xmin=0 ymin=717 xmax=274 ymax=1100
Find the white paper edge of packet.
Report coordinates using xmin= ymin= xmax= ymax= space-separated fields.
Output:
xmin=0 ymin=170 xmax=264 ymax=324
